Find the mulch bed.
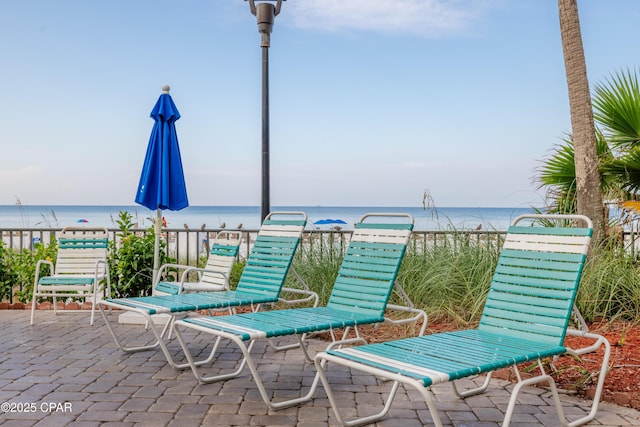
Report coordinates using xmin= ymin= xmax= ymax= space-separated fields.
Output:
xmin=334 ymin=319 xmax=640 ymax=410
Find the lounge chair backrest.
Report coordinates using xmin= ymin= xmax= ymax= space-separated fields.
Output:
xmin=199 ymin=235 xmax=241 ymax=288
xmin=478 ymin=215 xmax=592 ymax=346
xmin=326 ymin=214 xmax=414 ymax=317
xmin=54 ymin=227 xmax=109 ymax=277
xmin=235 ymin=212 xmax=307 ymax=297
xmin=154 ymin=232 xmax=241 ymax=295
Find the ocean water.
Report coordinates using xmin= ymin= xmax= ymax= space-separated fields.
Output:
xmin=0 ymin=205 xmax=538 ymax=231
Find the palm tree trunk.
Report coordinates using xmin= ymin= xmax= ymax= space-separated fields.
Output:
xmin=558 ymin=0 xmax=606 ymax=242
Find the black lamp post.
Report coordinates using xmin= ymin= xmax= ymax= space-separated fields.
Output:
xmin=246 ymin=0 xmax=284 ymax=222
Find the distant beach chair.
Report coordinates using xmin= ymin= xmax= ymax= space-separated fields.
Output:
xmin=31 ymin=226 xmax=111 ymax=326
xmin=314 ymin=214 xmax=611 ymax=427
xmin=98 ymin=212 xmax=316 ymax=368
xmin=173 ymin=213 xmax=427 ymax=410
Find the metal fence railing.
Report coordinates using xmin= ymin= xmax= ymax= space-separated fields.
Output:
xmin=3 ymin=226 xmax=639 ymax=304
xmin=4 ymin=226 xmax=640 ymax=262
xmin=2 ymin=227 xmax=509 ymax=263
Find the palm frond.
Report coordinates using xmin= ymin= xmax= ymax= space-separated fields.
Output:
xmin=593 ymin=68 xmax=640 ymax=149
xmin=602 ymin=146 xmax=640 ymax=194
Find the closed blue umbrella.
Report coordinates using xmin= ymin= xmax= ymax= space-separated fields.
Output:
xmin=135 ymin=85 xmax=188 ymax=288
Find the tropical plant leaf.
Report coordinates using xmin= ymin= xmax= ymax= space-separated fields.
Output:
xmin=593 ymin=68 xmax=640 ymax=149
xmin=602 ymin=146 xmax=640 ymax=194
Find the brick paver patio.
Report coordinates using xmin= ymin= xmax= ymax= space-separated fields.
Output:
xmin=1 ymin=310 xmax=639 ymax=426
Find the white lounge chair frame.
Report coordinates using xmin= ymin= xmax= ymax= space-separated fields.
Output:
xmin=173 ymin=213 xmax=427 ymax=410
xmin=31 ymin=226 xmax=111 ymax=326
xmin=314 ymin=214 xmax=611 ymax=427
xmin=99 ymin=212 xmax=316 ymax=368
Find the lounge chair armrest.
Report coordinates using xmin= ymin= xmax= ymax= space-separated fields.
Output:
xmin=179 ymin=268 xmax=229 ymax=292
xmin=95 ymin=259 xmax=109 ymax=279
xmin=181 ymin=266 xmax=227 ymax=278
xmin=156 ymin=263 xmax=191 ymax=284
xmin=565 ymin=328 xmax=611 ymax=357
xmin=34 ymin=259 xmax=55 ymax=282
xmin=384 ymin=304 xmax=428 ymax=336
xmin=158 ymin=262 xmax=191 ymax=272
xmin=278 ymin=287 xmax=319 ymax=307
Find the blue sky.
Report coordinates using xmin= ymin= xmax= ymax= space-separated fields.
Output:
xmin=1 ymin=0 xmax=639 ymax=208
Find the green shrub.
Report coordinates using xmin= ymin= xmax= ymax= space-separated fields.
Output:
xmin=108 ymin=211 xmax=172 ymax=298
xmin=0 ymin=242 xmax=17 ymax=301
xmin=228 ymin=261 xmax=245 ymax=289
xmin=578 ymin=239 xmax=640 ymax=323
xmin=13 ymin=237 xmax=59 ymax=303
xmin=291 ymin=234 xmax=343 ymax=305
xmin=399 ymin=234 xmax=499 ymax=324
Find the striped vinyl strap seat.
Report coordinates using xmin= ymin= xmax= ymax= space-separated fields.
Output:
xmin=39 ymin=276 xmax=94 ymax=285
xmin=182 ymin=306 xmax=384 ymax=341
xmin=326 ymin=329 xmax=566 ymax=387
xmin=106 ymin=290 xmax=280 ymax=315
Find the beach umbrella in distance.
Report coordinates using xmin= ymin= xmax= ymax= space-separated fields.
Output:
xmin=313 ymin=219 xmax=347 ymax=225
xmin=135 ymin=85 xmax=188 ymax=290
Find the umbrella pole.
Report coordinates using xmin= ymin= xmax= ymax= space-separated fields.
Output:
xmin=152 ymin=209 xmax=161 ymax=295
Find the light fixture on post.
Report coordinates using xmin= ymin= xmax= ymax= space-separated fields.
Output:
xmin=245 ymin=0 xmax=284 ymax=222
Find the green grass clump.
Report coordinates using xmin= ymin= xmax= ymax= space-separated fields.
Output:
xmin=290 ymin=236 xmax=342 ymax=305
xmin=399 ymin=238 xmax=497 ymax=324
xmin=578 ymin=241 xmax=640 ymax=323
xmin=288 ymin=232 xmax=640 ymax=326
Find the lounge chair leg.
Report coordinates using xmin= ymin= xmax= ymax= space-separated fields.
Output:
xmin=243 ymin=336 xmax=323 ymax=410
xmin=314 ymin=354 xmax=442 ymax=427
xmin=258 ymin=353 xmax=324 ymax=410
xmin=173 ymin=325 xmax=250 ymax=383
xmin=99 ymin=305 xmax=161 ymax=351
xmin=503 ymin=373 xmax=568 ymax=427
xmin=90 ymin=291 xmax=97 ymax=326
xmin=451 ymin=372 xmax=493 ymax=398
xmin=174 ymin=326 xmax=319 ymax=409
xmin=564 ymin=331 xmax=612 ymax=427
xmin=30 ymin=292 xmax=37 ymax=325
xmin=267 ymin=332 xmax=307 ymax=353
xmin=99 ymin=305 xmax=223 ymax=371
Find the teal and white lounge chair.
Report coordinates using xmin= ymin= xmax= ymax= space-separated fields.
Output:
xmin=31 ymin=226 xmax=111 ymax=326
xmin=99 ymin=212 xmax=315 ymax=368
xmin=154 ymin=230 xmax=242 ymax=296
xmin=315 ymin=214 xmax=611 ymax=427
xmin=173 ymin=213 xmax=427 ymax=409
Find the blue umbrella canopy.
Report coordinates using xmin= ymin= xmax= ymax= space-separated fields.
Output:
xmin=135 ymin=86 xmax=188 ymax=211
xmin=135 ymin=86 xmax=188 ymax=288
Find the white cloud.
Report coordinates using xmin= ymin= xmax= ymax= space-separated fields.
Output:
xmin=287 ymin=0 xmax=495 ymax=37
